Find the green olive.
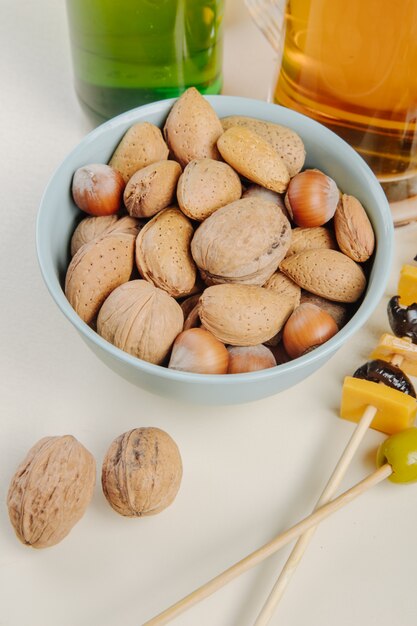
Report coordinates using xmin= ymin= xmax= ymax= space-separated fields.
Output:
xmin=376 ymin=427 xmax=417 ymax=483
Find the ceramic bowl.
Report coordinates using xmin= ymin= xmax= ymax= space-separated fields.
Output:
xmin=36 ymin=96 xmax=393 ymax=405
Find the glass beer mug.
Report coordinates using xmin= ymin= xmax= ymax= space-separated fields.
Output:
xmin=66 ymin=0 xmax=224 ymax=121
xmin=250 ymin=0 xmax=417 ymax=224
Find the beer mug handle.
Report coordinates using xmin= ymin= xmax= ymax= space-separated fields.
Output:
xmin=244 ymin=0 xmax=286 ymax=53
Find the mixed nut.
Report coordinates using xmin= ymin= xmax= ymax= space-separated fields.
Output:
xmin=65 ymin=87 xmax=376 ymax=375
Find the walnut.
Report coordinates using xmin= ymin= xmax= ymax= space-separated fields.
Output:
xmin=101 ymin=427 xmax=182 ymax=517
xmin=7 ymin=435 xmax=96 ymax=548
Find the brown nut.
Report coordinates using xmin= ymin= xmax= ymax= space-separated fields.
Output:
xmin=135 ymin=208 xmax=196 ymax=297
xmin=242 ymin=184 xmax=289 ymax=220
xmin=177 ymin=158 xmax=242 ymax=221
xmin=109 ymin=122 xmax=169 ymax=183
xmin=169 ymin=328 xmax=229 ymax=375
xmin=124 ymin=160 xmax=182 ymax=218
xmin=199 ymin=284 xmax=289 ymax=346
xmin=285 ymin=226 xmax=337 ymax=257
xmin=221 ymin=116 xmax=305 ymax=177
xmin=164 ymin=87 xmax=223 ymax=167
xmin=97 ymin=280 xmax=184 ymax=365
xmin=300 ymin=291 xmax=350 ymax=328
xmin=264 ymin=272 xmax=301 ymax=308
xmin=280 ymin=249 xmax=367 ymax=303
xmin=70 ymin=215 xmax=140 ymax=256
xmin=217 ymin=127 xmax=290 ymax=193
xmin=102 ymin=427 xmax=182 ymax=517
xmin=7 ymin=435 xmax=96 ymax=549
xmin=334 ymin=194 xmax=375 ymax=262
xmin=285 ymin=169 xmax=340 ymax=227
xmin=180 ymin=293 xmax=202 ymax=320
xmin=227 ymin=344 xmax=276 ymax=373
xmin=263 ymin=272 xmax=301 ymax=345
xmin=65 ymin=231 xmax=136 ymax=325
xmin=191 ymin=197 xmax=291 ymax=286
xmin=283 ymin=302 xmax=338 ymax=359
xmin=72 ymin=164 xmax=125 ymax=216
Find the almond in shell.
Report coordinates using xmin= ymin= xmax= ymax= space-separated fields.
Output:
xmin=286 ymin=226 xmax=337 ymax=257
xmin=135 ymin=208 xmax=196 ymax=298
xmin=280 ymin=249 xmax=366 ymax=303
xmin=163 ymin=87 xmax=223 ymax=167
xmin=177 ymin=158 xmax=242 ymax=221
xmin=109 ymin=122 xmax=169 ymax=183
xmin=242 ymin=184 xmax=289 ymax=219
xmin=334 ymin=194 xmax=375 ymax=262
xmin=263 ymin=272 xmax=301 ymax=345
xmin=199 ymin=284 xmax=291 ymax=346
xmin=65 ymin=231 xmax=136 ymax=324
xmin=97 ymin=280 xmax=184 ymax=365
xmin=191 ymin=197 xmax=291 ymax=286
xmin=7 ymin=435 xmax=96 ymax=549
xmin=70 ymin=215 xmax=140 ymax=256
xmin=217 ymin=127 xmax=290 ymax=193
xmin=124 ymin=160 xmax=182 ymax=218
xmin=221 ymin=115 xmax=306 ymax=177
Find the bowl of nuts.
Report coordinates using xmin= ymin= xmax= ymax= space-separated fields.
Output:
xmin=36 ymin=90 xmax=393 ymax=405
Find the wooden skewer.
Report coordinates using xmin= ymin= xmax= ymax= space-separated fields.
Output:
xmin=142 ymin=464 xmax=392 ymax=626
xmin=253 ymin=353 xmax=404 ymax=626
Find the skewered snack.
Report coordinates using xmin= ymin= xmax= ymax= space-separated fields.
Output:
xmin=142 ymin=427 xmax=417 ymax=625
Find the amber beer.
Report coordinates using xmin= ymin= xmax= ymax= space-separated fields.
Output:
xmin=273 ymin=0 xmax=417 ymax=217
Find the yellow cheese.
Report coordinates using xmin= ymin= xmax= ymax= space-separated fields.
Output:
xmin=398 ymin=264 xmax=417 ymax=306
xmin=370 ymin=333 xmax=417 ymax=377
xmin=340 ymin=376 xmax=417 ymax=434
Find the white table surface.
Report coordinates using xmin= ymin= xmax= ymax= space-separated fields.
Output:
xmin=1 ymin=1 xmax=417 ymax=625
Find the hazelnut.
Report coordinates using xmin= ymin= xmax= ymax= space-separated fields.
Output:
xmin=169 ymin=328 xmax=229 ymax=375
xmin=285 ymin=169 xmax=340 ymax=227
xmin=283 ymin=303 xmax=338 ymax=359
xmin=227 ymin=345 xmax=276 ymax=373
xmin=72 ymin=163 xmax=125 ymax=216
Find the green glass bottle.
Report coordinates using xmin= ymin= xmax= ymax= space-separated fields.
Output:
xmin=66 ymin=0 xmax=224 ymax=120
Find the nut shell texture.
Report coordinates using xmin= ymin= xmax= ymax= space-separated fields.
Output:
xmin=334 ymin=194 xmax=375 ymax=262
xmin=280 ymin=249 xmax=366 ymax=303
xmin=200 ymin=284 xmax=286 ymax=346
xmin=221 ymin=116 xmax=305 ymax=177
xmin=286 ymin=226 xmax=337 ymax=257
xmin=285 ymin=170 xmax=340 ymax=227
xmin=191 ymin=197 xmax=291 ymax=285
xmin=97 ymin=280 xmax=184 ymax=365
xmin=300 ymin=291 xmax=349 ymax=328
xmin=65 ymin=232 xmax=136 ymax=324
xmin=70 ymin=215 xmax=139 ymax=256
xmin=109 ymin=122 xmax=169 ymax=183
xmin=177 ymin=158 xmax=242 ymax=221
xmin=163 ymin=87 xmax=223 ymax=167
xmin=124 ymin=160 xmax=182 ymax=218
xmin=283 ymin=303 xmax=338 ymax=358
xmin=218 ymin=127 xmax=290 ymax=193
xmin=7 ymin=435 xmax=96 ymax=548
xmin=102 ymin=427 xmax=182 ymax=516
xmin=135 ymin=208 xmax=196 ymax=297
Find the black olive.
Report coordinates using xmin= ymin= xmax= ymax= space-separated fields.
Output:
xmin=387 ymin=296 xmax=417 ymax=343
xmin=353 ymin=358 xmax=416 ymax=397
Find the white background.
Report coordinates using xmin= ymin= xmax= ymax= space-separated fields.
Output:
xmin=1 ymin=1 xmax=417 ymax=625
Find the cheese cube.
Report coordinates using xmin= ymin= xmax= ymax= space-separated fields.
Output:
xmin=370 ymin=333 xmax=417 ymax=377
xmin=340 ymin=376 xmax=417 ymax=434
xmin=398 ymin=264 xmax=417 ymax=306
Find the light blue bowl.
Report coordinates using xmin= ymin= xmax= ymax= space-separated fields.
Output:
xmin=36 ymin=96 xmax=393 ymax=405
